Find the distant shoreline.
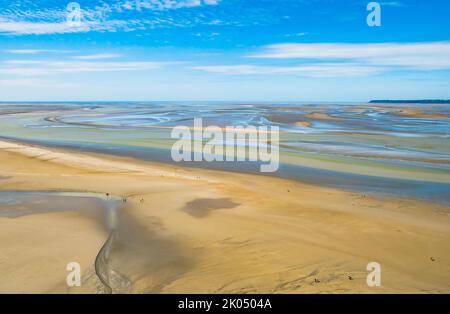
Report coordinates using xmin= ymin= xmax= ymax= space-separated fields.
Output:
xmin=370 ymin=100 xmax=450 ymax=104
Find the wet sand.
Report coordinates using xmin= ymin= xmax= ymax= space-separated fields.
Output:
xmin=0 ymin=196 xmax=107 ymax=293
xmin=1 ymin=102 xmax=449 ymax=205
xmin=367 ymin=105 xmax=450 ymax=120
xmin=0 ymin=139 xmax=450 ymax=293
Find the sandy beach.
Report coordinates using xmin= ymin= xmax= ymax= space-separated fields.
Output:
xmin=0 ymin=139 xmax=449 ymax=293
xmin=1 ymin=0 xmax=449 ymax=299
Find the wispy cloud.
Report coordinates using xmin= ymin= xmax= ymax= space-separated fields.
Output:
xmin=120 ymin=0 xmax=220 ymax=11
xmin=248 ymin=42 xmax=450 ymax=70
xmin=193 ymin=64 xmax=384 ymax=78
xmin=4 ymin=49 xmax=69 ymax=54
xmin=73 ymin=53 xmax=121 ymax=60
xmin=0 ymin=19 xmax=129 ymax=35
xmin=0 ymin=60 xmax=166 ymax=76
xmin=380 ymin=2 xmax=405 ymax=7
xmin=192 ymin=41 xmax=450 ymax=78
xmin=0 ymin=78 xmax=77 ymax=88
xmin=0 ymin=0 xmax=222 ymax=35
xmin=285 ymin=32 xmax=309 ymax=38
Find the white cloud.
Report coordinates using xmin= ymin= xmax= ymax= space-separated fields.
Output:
xmin=0 ymin=0 xmax=222 ymax=35
xmin=0 ymin=20 xmax=90 ymax=35
xmin=73 ymin=53 xmax=121 ymax=60
xmin=3 ymin=60 xmax=46 ymax=65
xmin=248 ymin=42 xmax=450 ymax=70
xmin=0 ymin=17 xmax=135 ymax=35
xmin=0 ymin=60 xmax=165 ymax=76
xmin=380 ymin=2 xmax=404 ymax=7
xmin=123 ymin=0 xmax=220 ymax=11
xmin=193 ymin=64 xmax=384 ymax=77
xmin=193 ymin=41 xmax=450 ymax=78
xmin=4 ymin=49 xmax=69 ymax=54
xmin=285 ymin=32 xmax=308 ymax=38
xmin=0 ymin=78 xmax=77 ymax=88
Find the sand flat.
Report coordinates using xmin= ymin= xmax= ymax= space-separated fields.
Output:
xmin=0 ymin=210 xmax=106 ymax=293
xmin=0 ymin=139 xmax=449 ymax=293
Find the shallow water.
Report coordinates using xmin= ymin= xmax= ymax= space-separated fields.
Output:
xmin=0 ymin=191 xmax=119 ymax=226
xmin=1 ymin=102 xmax=449 ymax=203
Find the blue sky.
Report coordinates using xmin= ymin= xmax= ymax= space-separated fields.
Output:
xmin=0 ymin=0 xmax=450 ymax=101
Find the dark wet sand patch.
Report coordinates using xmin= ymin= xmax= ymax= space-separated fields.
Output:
xmin=182 ymin=198 xmax=240 ymax=218
xmin=0 ymin=192 xmax=110 ymax=219
xmin=108 ymin=207 xmax=193 ymax=293
xmin=265 ymin=114 xmax=305 ymax=124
